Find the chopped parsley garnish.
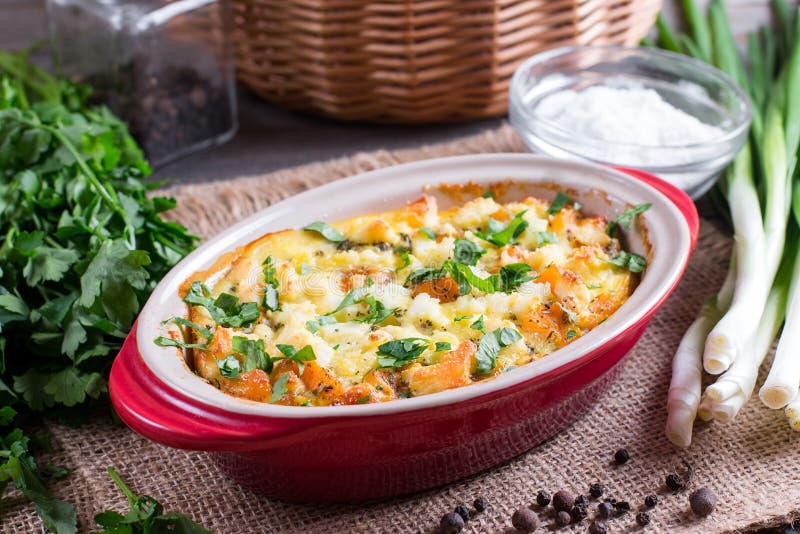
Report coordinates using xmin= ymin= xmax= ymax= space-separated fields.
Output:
xmin=534 ymin=231 xmax=558 ymax=246
xmin=376 ymin=338 xmax=429 ymax=368
xmin=262 ymin=256 xmax=280 ymax=311
xmin=407 ymin=262 xmax=532 ymax=295
xmin=404 ymin=266 xmax=447 ymax=286
xmin=586 ymin=283 xmax=603 ymax=290
xmin=470 ymin=315 xmax=486 ymax=333
xmin=548 ymin=192 xmax=571 ymax=215
xmin=276 ymin=344 xmax=317 ymax=373
xmin=435 ymin=341 xmax=452 ymax=352
xmin=607 ymin=203 xmax=651 ymax=236
xmin=306 ymin=315 xmax=337 ymax=333
xmin=482 ymin=190 xmax=494 ymax=198
xmin=419 ymin=227 xmax=437 ymax=240
xmin=454 ymin=315 xmax=471 ymax=322
xmin=357 ymin=395 xmax=372 ymax=404
xmin=354 ymin=295 xmax=397 ymax=325
xmin=560 ymin=304 xmax=578 ymax=324
xmin=183 ymin=281 xmax=260 ymax=328
xmin=475 ymin=211 xmax=529 ymax=246
xmin=566 ymin=329 xmax=577 ymax=340
xmin=453 ymin=238 xmax=486 ymax=266
xmin=216 ymin=355 xmax=241 ymax=379
xmin=327 ymin=286 xmax=371 ymax=315
xmin=395 ymin=247 xmax=411 ymax=270
xmin=231 ymin=336 xmax=271 ymax=373
xmin=153 ymin=336 xmax=208 ymax=350
xmin=474 ymin=328 xmax=523 ymax=375
xmin=608 ymin=251 xmax=647 ymax=273
xmin=162 ymin=316 xmax=212 ymax=340
xmin=303 ymin=221 xmax=347 ymax=242
xmin=270 ymin=373 xmax=290 ymax=403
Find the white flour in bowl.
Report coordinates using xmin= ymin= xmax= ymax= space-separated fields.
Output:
xmin=535 ymin=85 xmax=725 ymax=166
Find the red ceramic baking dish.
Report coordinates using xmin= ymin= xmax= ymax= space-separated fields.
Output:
xmin=110 ymin=154 xmax=698 ymax=502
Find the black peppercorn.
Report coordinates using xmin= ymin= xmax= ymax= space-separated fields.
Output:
xmin=597 ymin=502 xmax=614 ymax=519
xmin=589 ymin=484 xmax=605 ymax=499
xmin=603 ymin=497 xmax=617 ymax=505
xmin=614 ymin=501 xmax=631 ymax=513
xmin=511 ymin=507 xmax=539 ymax=532
xmin=473 ymin=497 xmax=488 ymax=513
xmin=689 ymin=487 xmax=717 ymax=517
xmin=536 ymin=490 xmax=551 ymax=507
xmin=454 ymin=504 xmax=471 ymax=522
xmin=439 ymin=512 xmax=465 ymax=534
xmin=571 ymin=503 xmax=589 ymax=522
xmin=553 ymin=490 xmax=575 ymax=512
xmin=644 ymin=494 xmax=658 ymax=508
xmin=556 ymin=510 xmax=572 ymax=527
xmin=636 ymin=512 xmax=651 ymax=526
xmin=589 ymin=520 xmax=609 ymax=534
xmin=666 ymin=473 xmax=685 ymax=492
xmin=614 ymin=448 xmax=630 ymax=465
xmin=575 ymin=495 xmax=589 ymax=507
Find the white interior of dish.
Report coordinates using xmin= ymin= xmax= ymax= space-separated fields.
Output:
xmin=136 ymin=154 xmax=691 ymax=418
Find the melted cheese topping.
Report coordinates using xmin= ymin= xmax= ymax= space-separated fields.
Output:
xmin=178 ymin=193 xmax=638 ymax=406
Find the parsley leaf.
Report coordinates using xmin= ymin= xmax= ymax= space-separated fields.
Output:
xmin=94 ymin=467 xmax=211 ymax=533
xmin=275 ymin=344 xmax=316 ymax=373
xmin=404 ymin=266 xmax=447 ymax=287
xmin=353 ymin=295 xmax=397 ymax=325
xmin=453 ymin=238 xmax=486 ymax=266
xmin=261 ymin=256 xmax=280 ymax=311
xmin=306 ymin=315 xmax=337 ymax=333
xmin=303 ymin=221 xmax=346 ymax=243
xmin=183 ymin=282 xmax=260 ymax=328
xmin=475 ymin=211 xmax=529 ymax=246
xmin=444 ymin=262 xmax=532 ymax=294
xmin=608 ymin=251 xmax=647 ymax=273
xmin=216 ymin=355 xmax=241 ymax=379
xmin=326 ymin=286 xmax=371 ymax=315
xmin=470 ymin=315 xmax=486 ymax=333
xmin=395 ymin=247 xmax=411 ymax=270
xmin=164 ymin=317 xmax=212 ymax=341
xmin=231 ymin=336 xmax=271 ymax=373
xmin=454 ymin=315 xmax=470 ymax=321
xmin=566 ymin=329 xmax=577 ymax=340
xmin=548 ymin=192 xmax=571 ymax=215
xmin=535 ymin=231 xmax=558 ymax=246
xmin=474 ymin=328 xmax=523 ymax=375
xmin=270 ymin=373 xmax=290 ymax=403
xmin=607 ymin=203 xmax=651 ymax=236
xmin=419 ymin=227 xmax=436 ymax=240
xmin=376 ymin=338 xmax=429 ymax=368
xmin=154 ymin=336 xmax=208 ymax=350
xmin=435 ymin=341 xmax=452 ymax=352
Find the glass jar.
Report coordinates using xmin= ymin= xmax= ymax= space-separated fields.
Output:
xmin=46 ymin=0 xmax=238 ymax=166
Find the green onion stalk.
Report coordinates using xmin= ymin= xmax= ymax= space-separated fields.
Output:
xmin=659 ymin=0 xmax=800 ymax=447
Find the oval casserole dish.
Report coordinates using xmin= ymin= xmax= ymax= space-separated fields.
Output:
xmin=109 ymin=154 xmax=698 ymax=502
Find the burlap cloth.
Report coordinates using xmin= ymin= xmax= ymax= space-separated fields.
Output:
xmin=4 ymin=123 xmax=799 ymax=534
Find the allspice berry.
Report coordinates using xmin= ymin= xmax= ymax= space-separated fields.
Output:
xmin=556 ymin=510 xmax=572 ymax=526
xmin=553 ymin=489 xmax=575 ymax=512
xmin=689 ymin=487 xmax=717 ymax=517
xmin=511 ymin=507 xmax=539 ymax=532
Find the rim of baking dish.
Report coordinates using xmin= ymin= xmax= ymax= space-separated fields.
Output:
xmin=136 ymin=154 xmax=692 ymax=418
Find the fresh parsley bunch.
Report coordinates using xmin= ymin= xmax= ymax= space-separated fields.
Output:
xmin=0 ymin=50 xmax=198 ymax=418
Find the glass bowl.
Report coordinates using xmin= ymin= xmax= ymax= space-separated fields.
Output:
xmin=509 ymin=46 xmax=752 ymax=199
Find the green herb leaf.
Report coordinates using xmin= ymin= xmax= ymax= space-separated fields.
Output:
xmin=270 ymin=373 xmax=290 ymax=403
xmin=395 ymin=247 xmax=411 ymax=270
xmin=474 ymin=328 xmax=523 ymax=375
xmin=154 ymin=336 xmax=208 ymax=350
xmin=470 ymin=315 xmax=486 ymax=333
xmin=356 ymin=395 xmax=371 ymax=404
xmin=608 ymin=251 xmax=647 ymax=273
xmin=566 ymin=329 xmax=577 ymax=340
xmin=419 ymin=227 xmax=436 ymax=240
xmin=453 ymin=238 xmax=486 ymax=266
xmin=475 ymin=211 xmax=529 ymax=247
xmin=535 ymin=231 xmax=558 ymax=246
xmin=607 ymin=203 xmax=651 ymax=236
xmin=434 ymin=341 xmax=452 ymax=352
xmin=306 ymin=315 xmax=337 ymax=333
xmin=303 ymin=221 xmax=346 ymax=242
xmin=183 ymin=282 xmax=260 ymax=328
xmin=404 ymin=267 xmax=447 ymax=287
xmin=262 ymin=256 xmax=280 ymax=311
xmin=163 ymin=317 xmax=212 ymax=340
xmin=275 ymin=344 xmax=316 ymax=373
xmin=353 ymin=295 xmax=397 ymax=325
xmin=326 ymin=286 xmax=371 ymax=315
xmin=216 ymin=355 xmax=241 ymax=379
xmin=231 ymin=336 xmax=271 ymax=373
xmin=454 ymin=315 xmax=470 ymax=321
xmin=376 ymin=338 xmax=429 ymax=368
xmin=548 ymin=192 xmax=571 ymax=215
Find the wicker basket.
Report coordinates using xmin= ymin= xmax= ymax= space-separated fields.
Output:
xmin=231 ymin=0 xmax=661 ymax=123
